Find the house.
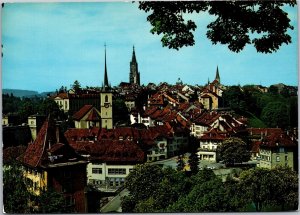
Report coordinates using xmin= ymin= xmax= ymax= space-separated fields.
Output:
xmin=17 ymin=117 xmax=88 ymax=213
xmin=52 ymin=92 xmax=70 ymax=113
xmin=73 ymin=105 xmax=101 ymax=129
xmin=65 ymin=128 xmax=145 ymax=192
xmin=258 ymin=131 xmax=297 ymax=170
xmin=197 ymin=128 xmax=227 ymax=162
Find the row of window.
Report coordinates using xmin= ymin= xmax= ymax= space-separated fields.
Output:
xmin=92 ymin=168 xmax=129 ymax=175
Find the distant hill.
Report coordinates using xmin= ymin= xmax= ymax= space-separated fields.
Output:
xmin=2 ymin=89 xmax=54 ymax=98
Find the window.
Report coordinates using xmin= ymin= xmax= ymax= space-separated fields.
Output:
xmin=92 ymin=168 xmax=102 ymax=174
xmin=105 ymin=95 xmax=108 ymax=103
xmin=108 ymin=168 xmax=126 ymax=175
xmin=276 ymin=156 xmax=280 ymax=162
xmin=285 ymin=156 xmax=288 ymax=161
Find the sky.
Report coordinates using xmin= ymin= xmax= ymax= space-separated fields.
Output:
xmin=1 ymin=2 xmax=298 ymax=93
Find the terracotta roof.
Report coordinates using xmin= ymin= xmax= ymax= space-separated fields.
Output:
xmin=86 ymin=108 xmax=101 ymax=121
xmin=193 ymin=111 xmax=220 ymax=126
xmin=70 ymin=140 xmax=145 ymax=163
xmin=261 ymin=132 xmax=296 ymax=149
xmin=52 ymin=92 xmax=68 ymax=99
xmin=200 ymin=128 xmax=226 ymax=141
xmin=65 ymin=128 xmax=101 ymax=143
xmin=18 ymin=118 xmax=82 ymax=168
xmin=73 ymin=105 xmax=93 ymax=120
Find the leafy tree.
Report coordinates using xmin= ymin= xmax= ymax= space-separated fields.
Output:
xmin=222 ymin=86 xmax=245 ymax=112
xmin=38 ymin=188 xmax=71 ymax=213
xmin=239 ymin=167 xmax=298 ymax=212
xmin=72 ymin=80 xmax=81 ymax=92
xmin=3 ymin=162 xmax=31 ymax=213
xmin=38 ymin=98 xmax=66 ymax=120
xmin=188 ymin=152 xmax=199 ymax=175
xmin=269 ymin=85 xmax=279 ymax=95
xmin=113 ymin=98 xmax=130 ymax=125
xmin=269 ymin=167 xmax=298 ymax=210
xmin=167 ymin=169 xmax=244 ymax=212
xmin=260 ymin=101 xmax=289 ymax=128
xmin=125 ymin=164 xmax=163 ymax=202
xmin=138 ymin=1 xmax=296 ymax=53
xmin=217 ymin=137 xmax=250 ymax=166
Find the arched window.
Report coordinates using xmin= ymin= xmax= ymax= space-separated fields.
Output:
xmin=105 ymin=95 xmax=108 ymax=103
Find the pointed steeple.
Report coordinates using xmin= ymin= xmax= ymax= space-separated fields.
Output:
xmin=131 ymin=45 xmax=137 ymax=63
xmin=103 ymin=44 xmax=110 ymax=91
xmin=129 ymin=45 xmax=140 ymax=85
xmin=215 ymin=66 xmax=220 ymax=83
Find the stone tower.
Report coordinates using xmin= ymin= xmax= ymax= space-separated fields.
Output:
xmin=100 ymin=46 xmax=113 ymax=129
xmin=129 ymin=46 xmax=140 ymax=85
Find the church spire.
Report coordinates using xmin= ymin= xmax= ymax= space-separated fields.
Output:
xmin=130 ymin=45 xmax=140 ymax=85
xmin=103 ymin=44 xmax=110 ymax=90
xmin=131 ymin=45 xmax=137 ymax=63
xmin=215 ymin=66 xmax=220 ymax=83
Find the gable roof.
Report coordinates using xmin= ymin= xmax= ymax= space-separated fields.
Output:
xmin=86 ymin=108 xmax=101 ymax=121
xmin=73 ymin=105 xmax=93 ymax=120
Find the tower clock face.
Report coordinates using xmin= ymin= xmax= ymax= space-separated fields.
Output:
xmin=104 ymin=103 xmax=109 ymax=108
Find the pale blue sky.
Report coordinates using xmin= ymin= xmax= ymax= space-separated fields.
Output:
xmin=1 ymin=2 xmax=298 ymax=92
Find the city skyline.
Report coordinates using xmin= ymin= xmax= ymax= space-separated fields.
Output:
xmin=2 ymin=2 xmax=298 ymax=93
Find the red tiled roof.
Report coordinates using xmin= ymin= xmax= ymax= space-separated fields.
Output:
xmin=261 ymin=132 xmax=296 ymax=149
xmin=193 ymin=111 xmax=220 ymax=126
xmin=65 ymin=128 xmax=101 ymax=143
xmin=70 ymin=140 xmax=145 ymax=163
xmin=200 ymin=128 xmax=226 ymax=141
xmin=86 ymin=108 xmax=101 ymax=121
xmin=18 ymin=119 xmax=51 ymax=167
xmin=73 ymin=105 xmax=93 ymax=120
xmin=51 ymin=92 xmax=68 ymax=99
xmin=18 ymin=118 xmax=83 ymax=168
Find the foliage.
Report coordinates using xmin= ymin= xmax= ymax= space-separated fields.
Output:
xmin=188 ymin=152 xmax=199 ymax=175
xmin=3 ymin=162 xmax=31 ymax=213
xmin=239 ymin=167 xmax=298 ymax=211
xmin=138 ymin=1 xmax=296 ymax=53
xmin=2 ymin=93 xmax=22 ymax=114
xmin=222 ymin=85 xmax=297 ymax=129
xmin=166 ymin=169 xmax=244 ymax=212
xmin=260 ymin=101 xmax=289 ymax=128
xmin=125 ymin=164 xmax=164 ymax=202
xmin=38 ymin=188 xmax=70 ymax=213
xmin=176 ymin=155 xmax=185 ymax=171
xmin=217 ymin=137 xmax=251 ymax=166
xmin=113 ymin=98 xmax=130 ymax=125
xmin=72 ymin=80 xmax=81 ymax=92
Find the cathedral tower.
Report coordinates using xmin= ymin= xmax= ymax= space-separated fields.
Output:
xmin=100 ymin=45 xmax=113 ymax=129
xmin=129 ymin=46 xmax=140 ymax=85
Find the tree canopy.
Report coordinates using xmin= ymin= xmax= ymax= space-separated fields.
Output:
xmin=138 ymin=1 xmax=296 ymax=53
xmin=217 ymin=137 xmax=251 ymax=166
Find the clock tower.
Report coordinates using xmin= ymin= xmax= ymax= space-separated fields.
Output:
xmin=100 ymin=45 xmax=113 ymax=129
